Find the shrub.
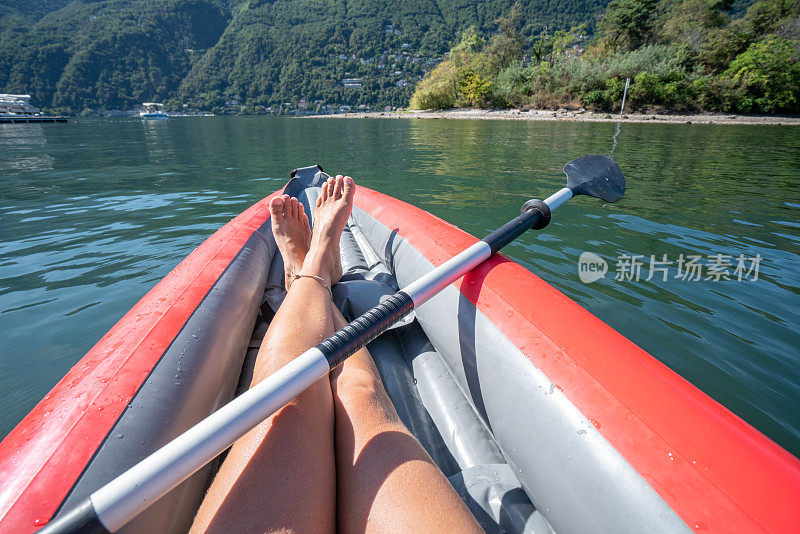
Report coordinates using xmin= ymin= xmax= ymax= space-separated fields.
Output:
xmin=692 ymin=74 xmax=737 ymax=111
xmin=495 ymin=61 xmax=529 ymax=106
xmin=458 ymin=69 xmax=493 ymax=107
xmin=723 ymin=36 xmax=800 ymax=113
xmin=630 ymin=69 xmax=695 ymax=107
xmin=581 ymin=76 xmax=625 ymax=109
xmin=409 ymin=60 xmax=460 ymax=109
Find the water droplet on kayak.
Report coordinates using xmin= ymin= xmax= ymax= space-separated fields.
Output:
xmin=33 ymin=518 xmax=48 ymax=526
xmin=116 ymin=433 xmax=123 ymax=439
xmin=693 ymin=521 xmax=707 ymax=530
xmin=577 ymin=429 xmax=587 ymax=435
xmin=589 ymin=419 xmax=601 ymax=429
xmin=192 ymin=334 xmax=197 ymax=338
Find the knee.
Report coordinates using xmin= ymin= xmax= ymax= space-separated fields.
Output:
xmin=331 ymin=371 xmax=402 ymax=426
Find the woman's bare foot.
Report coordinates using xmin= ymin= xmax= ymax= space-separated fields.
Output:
xmin=269 ymin=194 xmax=311 ymax=290
xmin=305 ymin=175 xmax=355 ymax=285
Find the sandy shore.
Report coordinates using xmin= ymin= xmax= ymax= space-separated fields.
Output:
xmin=315 ymin=108 xmax=800 ymax=126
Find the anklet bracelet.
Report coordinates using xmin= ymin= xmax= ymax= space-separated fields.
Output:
xmin=290 ymin=272 xmax=332 ymax=298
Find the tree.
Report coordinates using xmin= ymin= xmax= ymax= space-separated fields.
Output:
xmin=723 ymin=36 xmax=800 ymax=112
xmin=598 ymin=0 xmax=658 ymax=51
xmin=483 ymin=4 xmax=524 ymax=73
xmin=551 ymin=23 xmax=587 ymax=58
xmin=458 ymin=69 xmax=493 ymax=106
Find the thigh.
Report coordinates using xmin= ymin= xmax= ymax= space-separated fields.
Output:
xmin=190 ymin=280 xmax=337 ymax=533
xmin=329 ymin=306 xmax=481 ymax=533
xmin=190 ymin=377 xmax=336 ymax=534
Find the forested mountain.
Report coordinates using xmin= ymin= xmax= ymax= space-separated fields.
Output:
xmin=0 ymin=0 xmax=609 ymax=113
xmin=0 ymin=0 xmax=231 ymax=113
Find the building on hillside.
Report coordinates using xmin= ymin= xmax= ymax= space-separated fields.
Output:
xmin=342 ymin=78 xmax=363 ymax=88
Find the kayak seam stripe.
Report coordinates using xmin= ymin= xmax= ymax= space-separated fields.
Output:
xmin=0 ymin=193 xmax=279 ymax=531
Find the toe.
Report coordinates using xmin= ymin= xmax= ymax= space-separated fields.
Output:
xmin=333 ymin=175 xmax=343 ymax=199
xmin=269 ymin=196 xmax=285 ymax=217
xmin=342 ymin=176 xmax=355 ymax=201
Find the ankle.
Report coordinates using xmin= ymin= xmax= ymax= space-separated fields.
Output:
xmin=300 ymin=254 xmax=332 ymax=283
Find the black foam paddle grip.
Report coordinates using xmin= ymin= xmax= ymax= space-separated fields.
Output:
xmin=482 ymin=199 xmax=551 ymax=254
xmin=36 ymin=499 xmax=109 ymax=534
xmin=317 ymin=292 xmax=414 ymax=368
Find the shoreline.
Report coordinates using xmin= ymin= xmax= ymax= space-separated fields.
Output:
xmin=314 ymin=108 xmax=800 ymax=126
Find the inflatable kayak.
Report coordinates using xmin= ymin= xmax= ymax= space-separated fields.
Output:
xmin=1 ymin=165 xmax=798 ymax=533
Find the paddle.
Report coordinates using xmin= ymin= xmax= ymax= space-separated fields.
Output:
xmin=40 ymin=154 xmax=625 ymax=534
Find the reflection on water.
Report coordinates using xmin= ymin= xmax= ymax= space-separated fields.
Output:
xmin=0 ymin=124 xmax=53 ymax=172
xmin=0 ymin=117 xmax=798 ymax=458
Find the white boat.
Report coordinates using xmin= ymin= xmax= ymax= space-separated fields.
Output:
xmin=139 ymin=102 xmax=168 ymax=119
xmin=0 ymin=94 xmax=41 ymax=117
xmin=0 ymin=94 xmax=67 ymax=123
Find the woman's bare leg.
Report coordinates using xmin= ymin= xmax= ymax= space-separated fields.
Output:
xmin=191 ymin=177 xmax=355 ymax=533
xmin=329 ymin=305 xmax=482 ymax=533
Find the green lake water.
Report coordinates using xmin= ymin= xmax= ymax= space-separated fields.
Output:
xmin=1 ymin=116 xmax=798 ymax=457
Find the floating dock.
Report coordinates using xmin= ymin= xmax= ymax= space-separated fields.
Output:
xmin=0 ymin=116 xmax=68 ymax=124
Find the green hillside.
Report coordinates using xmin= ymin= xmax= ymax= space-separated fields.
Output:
xmin=409 ymin=0 xmax=798 ymax=114
xmin=0 ymin=0 xmax=231 ymax=113
xmin=0 ymin=0 xmax=609 ymax=113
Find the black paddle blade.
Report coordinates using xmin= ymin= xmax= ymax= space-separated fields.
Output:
xmin=563 ymin=155 xmax=626 ymax=203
